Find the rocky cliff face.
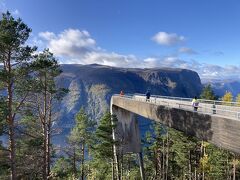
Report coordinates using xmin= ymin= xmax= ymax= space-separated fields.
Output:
xmin=209 ymin=80 xmax=240 ymax=97
xmin=55 ymin=64 xmax=202 ymax=136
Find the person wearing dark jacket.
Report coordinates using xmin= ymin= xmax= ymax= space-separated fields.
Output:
xmin=146 ymin=90 xmax=151 ymax=102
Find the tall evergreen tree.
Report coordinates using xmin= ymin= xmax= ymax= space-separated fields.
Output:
xmin=0 ymin=11 xmax=36 ymax=179
xmin=200 ymin=84 xmax=216 ymax=100
xmin=29 ymin=49 xmax=67 ymax=179
xmin=66 ymin=107 xmax=95 ymax=179
xmin=15 ymin=112 xmax=44 ymax=178
xmin=89 ymin=112 xmax=117 ymax=179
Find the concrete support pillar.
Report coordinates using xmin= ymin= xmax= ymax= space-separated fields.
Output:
xmin=111 ymin=105 xmax=141 ymax=154
xmin=111 ymin=98 xmax=142 ymax=179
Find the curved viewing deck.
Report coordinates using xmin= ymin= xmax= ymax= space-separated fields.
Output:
xmin=111 ymin=94 xmax=240 ymax=154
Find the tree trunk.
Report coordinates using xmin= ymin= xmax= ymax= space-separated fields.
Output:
xmin=43 ymin=126 xmax=47 ymax=180
xmin=200 ymin=141 xmax=205 ymax=180
xmin=189 ymin=150 xmax=192 ymax=180
xmin=73 ymin=146 xmax=77 ymax=177
xmin=162 ymin=138 xmax=165 ymax=180
xmin=81 ymin=143 xmax=85 ymax=180
xmin=233 ymin=155 xmax=236 ymax=180
xmin=43 ymin=72 xmax=47 ymax=180
xmin=112 ymin=145 xmax=115 ymax=180
xmin=46 ymin=127 xmax=51 ymax=178
xmin=127 ymin=155 xmax=130 ymax=180
xmin=227 ymin=153 xmax=230 ymax=180
xmin=138 ymin=152 xmax=145 ymax=180
xmin=9 ymin=121 xmax=16 ymax=180
xmin=121 ymin=152 xmax=123 ymax=179
xmin=111 ymin=115 xmax=120 ymax=180
xmin=112 ymin=158 xmax=115 ymax=180
xmin=194 ymin=156 xmax=197 ymax=180
xmin=156 ymin=148 xmax=162 ymax=179
xmin=154 ymin=151 xmax=158 ymax=178
xmin=7 ymin=58 xmax=16 ymax=180
xmin=166 ymin=131 xmax=169 ymax=180
xmin=46 ymin=96 xmax=53 ymax=178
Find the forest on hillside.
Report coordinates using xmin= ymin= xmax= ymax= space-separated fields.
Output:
xmin=0 ymin=11 xmax=240 ymax=180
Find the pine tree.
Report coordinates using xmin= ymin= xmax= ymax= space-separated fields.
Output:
xmin=143 ymin=123 xmax=200 ymax=179
xmin=89 ymin=112 xmax=117 ymax=179
xmin=29 ymin=49 xmax=68 ymax=179
xmin=51 ymin=157 xmax=72 ymax=179
xmin=0 ymin=11 xmax=36 ymax=179
xmin=66 ymin=107 xmax=95 ymax=179
xmin=200 ymin=84 xmax=216 ymax=100
xmin=15 ymin=112 xmax=44 ymax=178
xmin=143 ymin=123 xmax=164 ymax=179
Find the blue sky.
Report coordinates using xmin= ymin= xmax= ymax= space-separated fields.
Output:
xmin=1 ymin=0 xmax=240 ymax=80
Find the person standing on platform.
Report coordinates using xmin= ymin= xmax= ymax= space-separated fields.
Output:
xmin=192 ymin=96 xmax=199 ymax=111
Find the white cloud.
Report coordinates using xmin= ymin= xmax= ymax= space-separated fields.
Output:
xmin=152 ymin=32 xmax=185 ymax=46
xmin=36 ymin=28 xmax=240 ymax=81
xmin=64 ymin=52 xmax=139 ymax=67
xmin=39 ymin=31 xmax=56 ymax=41
xmin=179 ymin=47 xmax=198 ymax=55
xmin=145 ymin=56 xmax=240 ymax=81
xmin=39 ymin=29 xmax=97 ymax=58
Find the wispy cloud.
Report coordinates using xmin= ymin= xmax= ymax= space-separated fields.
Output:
xmin=178 ymin=47 xmax=198 ymax=55
xmin=0 ymin=1 xmax=20 ymax=16
xmin=212 ymin=51 xmax=224 ymax=56
xmin=152 ymin=32 xmax=185 ymax=46
xmin=12 ymin=9 xmax=20 ymax=16
xmin=0 ymin=1 xmax=6 ymax=13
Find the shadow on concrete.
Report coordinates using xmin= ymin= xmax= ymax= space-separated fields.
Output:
xmin=156 ymin=106 xmax=213 ymax=141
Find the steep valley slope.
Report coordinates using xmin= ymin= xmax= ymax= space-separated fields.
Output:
xmin=54 ymin=64 xmax=202 ymax=143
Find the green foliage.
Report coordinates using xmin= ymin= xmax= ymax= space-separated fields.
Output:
xmin=94 ymin=112 xmax=115 ymax=160
xmin=88 ymin=157 xmax=112 ymax=179
xmin=87 ymin=112 xmax=117 ymax=179
xmin=0 ymin=97 xmax=7 ymax=135
xmin=15 ymin=114 xmax=44 ymax=179
xmin=0 ymin=11 xmax=36 ymax=96
xmin=51 ymin=157 xmax=73 ymax=179
xmin=0 ymin=11 xmax=36 ymax=179
xmin=144 ymin=123 xmax=199 ymax=179
xmin=0 ymin=144 xmax=10 ymax=179
xmin=61 ymin=108 xmax=96 ymax=179
xmin=204 ymin=144 xmax=231 ymax=179
xmin=69 ymin=108 xmax=96 ymax=145
xmin=30 ymin=49 xmax=66 ymax=96
xmin=200 ymin=84 xmax=216 ymax=100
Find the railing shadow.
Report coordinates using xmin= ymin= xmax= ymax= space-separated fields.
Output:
xmin=156 ymin=106 xmax=213 ymax=141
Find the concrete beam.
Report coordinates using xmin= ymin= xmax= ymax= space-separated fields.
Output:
xmin=112 ymin=96 xmax=240 ymax=154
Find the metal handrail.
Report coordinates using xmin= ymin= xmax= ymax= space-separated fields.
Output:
xmin=130 ymin=93 xmax=240 ymax=105
xmin=114 ymin=94 xmax=240 ymax=120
